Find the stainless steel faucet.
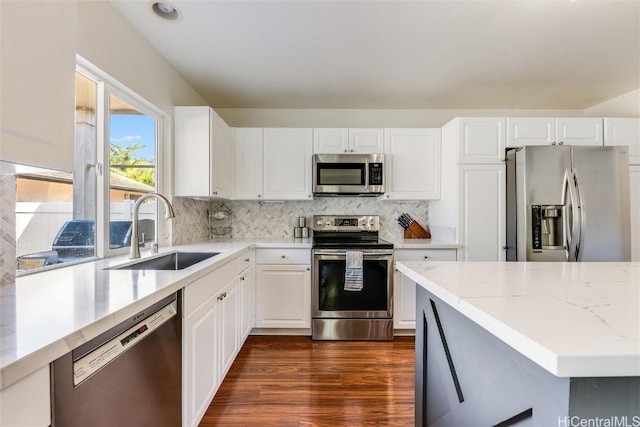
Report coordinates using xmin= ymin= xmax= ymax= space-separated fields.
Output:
xmin=130 ymin=192 xmax=176 ymax=259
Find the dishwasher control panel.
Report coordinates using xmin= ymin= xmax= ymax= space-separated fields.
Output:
xmin=72 ymin=302 xmax=177 ymax=386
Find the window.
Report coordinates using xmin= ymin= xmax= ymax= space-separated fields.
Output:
xmin=14 ymin=57 xmax=163 ymax=273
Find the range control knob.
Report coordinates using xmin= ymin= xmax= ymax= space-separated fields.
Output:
xmin=316 ymin=219 xmax=323 ymax=226
xmin=325 ymin=221 xmax=331 ymax=226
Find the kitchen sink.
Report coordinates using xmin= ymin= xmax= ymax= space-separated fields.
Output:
xmin=110 ymin=252 xmax=220 ymax=270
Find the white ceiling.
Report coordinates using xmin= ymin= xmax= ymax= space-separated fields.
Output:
xmin=111 ymin=0 xmax=640 ymax=110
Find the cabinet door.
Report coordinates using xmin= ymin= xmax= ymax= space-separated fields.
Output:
xmin=458 ymin=165 xmax=506 ymax=261
xmin=263 ymin=128 xmax=313 ymax=200
xmin=383 ymin=128 xmax=441 ymax=200
xmin=183 ymin=296 xmax=218 ymax=427
xmin=605 ymin=118 xmax=640 ymax=164
xmin=556 ymin=118 xmax=603 ymax=146
xmin=255 ymin=264 xmax=311 ymax=328
xmin=630 ymin=166 xmax=640 ymax=262
xmin=0 ymin=365 xmax=50 ymax=427
xmin=456 ymin=117 xmax=506 ymax=164
xmin=507 ymin=118 xmax=555 ymax=147
xmin=1 ymin=1 xmax=75 ymax=171
xmin=393 ymin=249 xmax=457 ymax=330
xmin=211 ymin=110 xmax=234 ymax=198
xmin=349 ymin=128 xmax=384 ymax=153
xmin=218 ymin=279 xmax=239 ymax=382
xmin=239 ymin=269 xmax=254 ymax=342
xmin=313 ymin=128 xmax=349 ymax=154
xmin=233 ymin=128 xmax=264 ymax=200
xmin=174 ymin=106 xmax=212 ymax=197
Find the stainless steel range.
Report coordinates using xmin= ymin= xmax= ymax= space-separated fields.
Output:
xmin=312 ymin=215 xmax=394 ymax=340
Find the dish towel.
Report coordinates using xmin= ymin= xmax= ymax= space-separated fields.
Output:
xmin=344 ymin=250 xmax=364 ymax=291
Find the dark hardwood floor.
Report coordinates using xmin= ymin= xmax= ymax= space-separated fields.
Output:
xmin=199 ymin=335 xmax=415 ymax=426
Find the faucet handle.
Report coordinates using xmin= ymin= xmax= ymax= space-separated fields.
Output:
xmin=139 ymin=232 xmax=146 ymax=248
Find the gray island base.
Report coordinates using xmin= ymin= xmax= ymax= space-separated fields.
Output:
xmin=417 ymin=286 xmax=640 ymax=427
xmin=397 ymin=261 xmax=640 ymax=427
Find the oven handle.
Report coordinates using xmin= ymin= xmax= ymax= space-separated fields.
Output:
xmin=313 ymin=249 xmax=394 ymax=257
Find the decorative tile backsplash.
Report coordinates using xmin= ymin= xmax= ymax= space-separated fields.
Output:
xmin=210 ymin=198 xmax=430 ymax=242
xmin=170 ymin=197 xmax=212 ymax=245
xmin=0 ymin=174 xmax=16 ymax=286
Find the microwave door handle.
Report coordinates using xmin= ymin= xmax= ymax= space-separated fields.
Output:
xmin=364 ymin=160 xmax=369 ymax=190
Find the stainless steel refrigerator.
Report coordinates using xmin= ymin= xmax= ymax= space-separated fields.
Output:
xmin=506 ymin=145 xmax=631 ymax=262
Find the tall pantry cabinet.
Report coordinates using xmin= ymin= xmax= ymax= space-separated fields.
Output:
xmin=604 ymin=118 xmax=640 ymax=261
xmin=429 ymin=118 xmax=507 ymax=261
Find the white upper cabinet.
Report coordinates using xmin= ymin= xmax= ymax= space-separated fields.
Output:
xmin=313 ymin=128 xmax=348 ymax=153
xmin=234 ymin=128 xmax=264 ymax=199
xmin=313 ymin=128 xmax=383 ymax=153
xmin=348 ymin=128 xmax=384 ymax=153
xmin=383 ymin=128 xmax=441 ymax=200
xmin=604 ymin=118 xmax=640 ymax=165
xmin=1 ymin=1 xmax=76 ymax=171
xmin=453 ymin=117 xmax=506 ymax=164
xmin=262 ymin=128 xmax=313 ymax=200
xmin=174 ymin=106 xmax=233 ymax=198
xmin=507 ymin=117 xmax=603 ymax=147
xmin=234 ymin=128 xmax=313 ymax=201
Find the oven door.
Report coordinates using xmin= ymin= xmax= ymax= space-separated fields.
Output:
xmin=312 ymin=248 xmax=393 ymax=319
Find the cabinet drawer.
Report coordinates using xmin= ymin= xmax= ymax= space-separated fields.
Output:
xmin=184 ymin=257 xmax=237 ymax=315
xmin=256 ymin=248 xmax=310 ymax=265
xmin=394 ymin=249 xmax=457 ymax=262
xmin=235 ymin=249 xmax=252 ymax=273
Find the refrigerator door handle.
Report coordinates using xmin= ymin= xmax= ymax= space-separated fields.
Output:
xmin=573 ymin=168 xmax=585 ymax=261
xmin=562 ymin=168 xmax=580 ymax=262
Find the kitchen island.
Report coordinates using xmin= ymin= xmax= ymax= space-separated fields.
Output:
xmin=395 ymin=261 xmax=640 ymax=427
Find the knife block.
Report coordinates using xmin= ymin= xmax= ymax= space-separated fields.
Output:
xmin=404 ymin=221 xmax=431 ymax=239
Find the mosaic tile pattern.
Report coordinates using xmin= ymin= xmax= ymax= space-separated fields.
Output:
xmin=211 ymin=198 xmax=430 ymax=242
xmin=170 ymin=197 xmax=212 ymax=245
xmin=0 ymin=174 xmax=16 ymax=286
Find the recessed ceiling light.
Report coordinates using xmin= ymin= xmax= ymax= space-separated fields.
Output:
xmin=149 ymin=1 xmax=181 ymax=21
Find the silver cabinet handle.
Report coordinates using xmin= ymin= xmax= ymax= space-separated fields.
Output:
xmin=244 ymin=258 xmax=250 ymax=262
xmin=258 ymin=194 xmax=262 ymax=198
xmin=212 ymin=191 xmax=218 ymax=195
xmin=423 ymin=255 xmax=429 ymax=260
xmin=281 ymin=255 xmax=286 ymax=258
xmin=240 ymin=276 xmax=245 ymax=281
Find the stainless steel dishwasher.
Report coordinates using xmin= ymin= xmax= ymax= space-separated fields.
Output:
xmin=52 ymin=292 xmax=182 ymax=426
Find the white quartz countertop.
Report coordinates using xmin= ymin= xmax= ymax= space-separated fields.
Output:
xmin=0 ymin=238 xmax=312 ymax=389
xmin=388 ymin=238 xmax=461 ymax=249
xmin=396 ymin=261 xmax=640 ymax=377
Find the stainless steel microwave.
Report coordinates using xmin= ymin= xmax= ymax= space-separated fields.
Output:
xmin=312 ymin=153 xmax=384 ymax=196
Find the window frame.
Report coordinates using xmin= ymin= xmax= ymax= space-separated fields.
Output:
xmin=78 ymin=56 xmax=165 ymax=259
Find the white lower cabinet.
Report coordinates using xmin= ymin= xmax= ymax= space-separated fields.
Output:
xmin=0 ymin=365 xmax=50 ymax=427
xmin=255 ymin=249 xmax=311 ymax=329
xmin=183 ymin=249 xmax=252 ymax=427
xmin=239 ymin=268 xmax=254 ymax=341
xmin=393 ymin=249 xmax=457 ymax=330
xmin=183 ymin=293 xmax=219 ymax=427
xmin=218 ymin=277 xmax=239 ymax=381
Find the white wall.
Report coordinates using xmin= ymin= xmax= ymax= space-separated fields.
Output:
xmin=584 ymin=88 xmax=640 ymax=118
xmin=75 ymin=0 xmax=208 ymax=195
xmin=216 ymin=108 xmax=587 ymax=128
